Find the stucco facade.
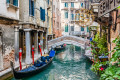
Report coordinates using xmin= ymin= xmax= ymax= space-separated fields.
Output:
xmin=60 ymin=0 xmax=90 ymax=38
xmin=53 ymin=0 xmax=62 ymax=38
xmin=47 ymin=0 xmax=53 ymax=40
xmin=0 ymin=0 xmax=19 ymax=70
xmin=0 ymin=0 xmax=49 ymax=71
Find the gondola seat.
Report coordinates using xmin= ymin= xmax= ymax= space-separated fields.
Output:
xmin=46 ymin=56 xmax=50 ymax=61
xmin=34 ymin=61 xmax=46 ymax=67
xmin=19 ymin=66 xmax=36 ymax=72
xmin=41 ymin=56 xmax=46 ymax=62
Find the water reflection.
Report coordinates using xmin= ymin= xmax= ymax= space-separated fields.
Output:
xmin=11 ymin=45 xmax=99 ymax=80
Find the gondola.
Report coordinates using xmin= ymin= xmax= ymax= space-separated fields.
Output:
xmin=11 ymin=50 xmax=55 ymax=79
xmin=55 ymin=44 xmax=66 ymax=51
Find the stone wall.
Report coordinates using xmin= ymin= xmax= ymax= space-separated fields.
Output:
xmin=0 ymin=24 xmax=15 ymax=70
xmin=3 ymin=50 xmax=15 ymax=69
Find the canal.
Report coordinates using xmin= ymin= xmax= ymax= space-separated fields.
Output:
xmin=11 ymin=45 xmax=99 ymax=80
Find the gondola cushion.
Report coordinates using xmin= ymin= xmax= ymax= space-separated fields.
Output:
xmin=41 ymin=56 xmax=46 ymax=62
xmin=49 ymin=50 xmax=55 ymax=57
xmin=19 ymin=66 xmax=36 ymax=72
xmin=46 ymin=56 xmax=50 ymax=61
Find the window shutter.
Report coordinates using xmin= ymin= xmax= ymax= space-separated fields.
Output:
xmin=43 ymin=9 xmax=45 ymax=21
xmin=65 ymin=25 xmax=68 ymax=32
xmin=71 ymin=2 xmax=74 ymax=8
xmin=29 ymin=0 xmax=32 ymax=16
xmin=81 ymin=27 xmax=84 ymax=31
xmin=32 ymin=1 xmax=34 ymax=16
xmin=40 ymin=7 xmax=42 ymax=20
xmin=48 ymin=0 xmax=49 ymax=5
xmin=87 ymin=26 xmax=89 ymax=32
xmin=66 ymin=12 xmax=68 ymax=18
xmin=13 ymin=0 xmax=18 ymax=6
xmin=65 ymin=3 xmax=66 ymax=7
xmin=6 ymin=0 xmax=10 ymax=3
xmin=67 ymin=25 xmax=68 ymax=32
xmin=81 ymin=3 xmax=83 ymax=7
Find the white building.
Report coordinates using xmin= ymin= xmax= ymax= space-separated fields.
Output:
xmin=60 ymin=0 xmax=90 ymax=38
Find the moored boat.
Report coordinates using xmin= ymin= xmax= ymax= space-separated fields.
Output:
xmin=55 ymin=44 xmax=66 ymax=51
xmin=11 ymin=49 xmax=55 ymax=79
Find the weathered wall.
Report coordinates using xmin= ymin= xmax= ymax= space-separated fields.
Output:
xmin=0 ymin=0 xmax=19 ymax=20
xmin=0 ymin=24 xmax=15 ymax=70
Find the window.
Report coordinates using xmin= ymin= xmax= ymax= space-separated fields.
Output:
xmin=71 ymin=26 xmax=74 ymax=31
xmin=71 ymin=14 xmax=74 ymax=20
xmin=65 ymin=11 xmax=68 ymax=18
xmin=87 ymin=26 xmax=89 ymax=32
xmin=65 ymin=24 xmax=68 ymax=32
xmin=76 ymin=13 xmax=79 ymax=20
xmin=71 ymin=2 xmax=74 ymax=8
xmin=81 ymin=3 xmax=83 ymax=8
xmin=81 ymin=27 xmax=84 ymax=31
xmin=65 ymin=3 xmax=68 ymax=7
xmin=29 ymin=0 xmax=34 ymax=16
xmin=40 ymin=7 xmax=45 ymax=21
xmin=48 ymin=0 xmax=49 ymax=5
xmin=6 ymin=0 xmax=18 ymax=6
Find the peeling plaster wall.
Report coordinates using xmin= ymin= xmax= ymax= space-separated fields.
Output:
xmin=0 ymin=24 xmax=15 ymax=69
xmin=1 ymin=25 xmax=14 ymax=54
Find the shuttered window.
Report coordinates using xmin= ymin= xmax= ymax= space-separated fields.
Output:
xmin=13 ymin=0 xmax=18 ymax=6
xmin=65 ymin=25 xmax=68 ymax=32
xmin=65 ymin=3 xmax=68 ymax=7
xmin=81 ymin=27 xmax=84 ymax=31
xmin=87 ymin=26 xmax=89 ymax=32
xmin=71 ymin=14 xmax=74 ymax=20
xmin=48 ymin=0 xmax=49 ymax=5
xmin=71 ymin=2 xmax=74 ymax=8
xmin=6 ymin=0 xmax=10 ymax=3
xmin=65 ymin=11 xmax=68 ymax=18
xmin=40 ymin=7 xmax=45 ymax=21
xmin=81 ymin=3 xmax=83 ymax=8
xmin=6 ymin=0 xmax=18 ymax=6
xmin=29 ymin=0 xmax=34 ymax=16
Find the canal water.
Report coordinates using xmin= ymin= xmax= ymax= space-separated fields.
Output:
xmin=11 ymin=45 xmax=99 ymax=80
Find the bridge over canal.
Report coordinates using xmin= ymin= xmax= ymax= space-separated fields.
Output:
xmin=48 ymin=36 xmax=90 ymax=50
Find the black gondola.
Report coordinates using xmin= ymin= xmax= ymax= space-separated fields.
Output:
xmin=11 ymin=50 xmax=55 ymax=79
xmin=55 ymin=44 xmax=66 ymax=51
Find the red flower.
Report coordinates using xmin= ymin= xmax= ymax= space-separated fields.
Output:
xmin=99 ymin=67 xmax=104 ymax=71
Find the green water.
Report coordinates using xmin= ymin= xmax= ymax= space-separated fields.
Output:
xmin=12 ymin=45 xmax=99 ymax=80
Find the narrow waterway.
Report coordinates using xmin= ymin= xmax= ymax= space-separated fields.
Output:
xmin=12 ymin=45 xmax=99 ymax=80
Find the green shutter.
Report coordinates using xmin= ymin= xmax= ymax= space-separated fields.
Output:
xmin=13 ymin=0 xmax=18 ymax=6
xmin=65 ymin=3 xmax=68 ymax=7
xmin=6 ymin=0 xmax=10 ymax=3
xmin=87 ymin=26 xmax=89 ymax=32
xmin=81 ymin=27 xmax=84 ymax=31
xmin=65 ymin=25 xmax=68 ymax=32
xmin=65 ymin=11 xmax=68 ymax=18
xmin=71 ymin=2 xmax=74 ymax=8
